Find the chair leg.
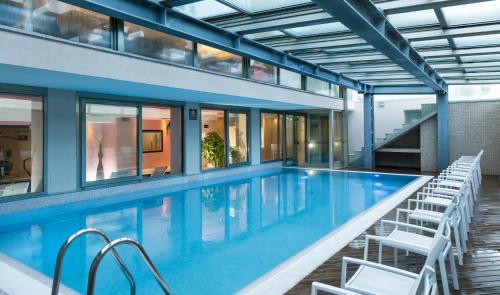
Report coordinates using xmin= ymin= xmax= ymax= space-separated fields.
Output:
xmin=439 ymin=254 xmax=450 ymax=295
xmin=394 ymin=248 xmax=398 ymax=267
xmin=453 ymin=224 xmax=464 ymax=265
xmin=448 ymin=248 xmax=460 ymax=290
xmin=378 ymin=243 xmax=383 ymax=264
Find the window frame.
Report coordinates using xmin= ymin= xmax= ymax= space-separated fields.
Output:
xmin=0 ymin=85 xmax=48 ymax=202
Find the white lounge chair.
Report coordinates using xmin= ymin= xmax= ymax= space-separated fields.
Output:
xmin=365 ymin=207 xmax=458 ymax=295
xmin=310 ymin=226 xmax=449 ymax=295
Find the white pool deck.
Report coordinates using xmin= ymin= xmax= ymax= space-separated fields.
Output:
xmin=0 ymin=168 xmax=432 ymax=295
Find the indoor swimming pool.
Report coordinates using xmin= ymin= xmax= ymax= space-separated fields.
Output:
xmin=0 ymin=168 xmax=419 ymax=295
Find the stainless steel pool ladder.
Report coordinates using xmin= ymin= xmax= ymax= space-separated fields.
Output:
xmin=51 ymin=228 xmax=172 ymax=295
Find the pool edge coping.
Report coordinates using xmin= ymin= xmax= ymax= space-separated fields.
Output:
xmin=236 ymin=172 xmax=433 ymax=295
xmin=0 ymin=252 xmax=78 ymax=295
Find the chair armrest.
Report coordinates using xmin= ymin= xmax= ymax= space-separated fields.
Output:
xmin=342 ymin=257 xmax=419 ymax=279
xmin=311 ymin=282 xmax=360 ymax=295
xmin=380 ymin=219 xmax=437 ymax=234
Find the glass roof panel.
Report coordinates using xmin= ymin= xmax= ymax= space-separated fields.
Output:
xmin=411 ymin=39 xmax=449 ymax=48
xmin=387 ymin=9 xmax=439 ymax=28
xmin=284 ymin=22 xmax=349 ymax=37
xmin=174 ymin=0 xmax=237 ymax=19
xmin=442 ymin=0 xmax=500 ymax=26
xmin=461 ymin=54 xmax=500 ymax=63
xmin=454 ymin=34 xmax=500 ymax=48
xmin=245 ymin=30 xmax=285 ymax=39
xmin=223 ymin=0 xmax=309 ymax=13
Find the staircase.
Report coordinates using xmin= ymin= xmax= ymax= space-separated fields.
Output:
xmin=348 ymin=103 xmax=436 ymax=168
xmin=374 ymin=109 xmax=436 ymax=151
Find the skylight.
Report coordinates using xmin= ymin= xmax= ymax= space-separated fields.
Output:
xmin=387 ymin=9 xmax=439 ymax=28
xmin=461 ymin=54 xmax=500 ymax=63
xmin=454 ymin=34 xmax=500 ymax=48
xmin=442 ymin=0 xmax=500 ymax=26
xmin=284 ymin=22 xmax=349 ymax=37
xmin=223 ymin=0 xmax=309 ymax=13
xmin=245 ymin=30 xmax=285 ymax=40
xmin=174 ymin=0 xmax=237 ymax=19
xmin=411 ymin=39 xmax=449 ymax=48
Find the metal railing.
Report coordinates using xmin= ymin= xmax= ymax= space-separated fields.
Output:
xmin=51 ymin=228 xmax=136 ymax=295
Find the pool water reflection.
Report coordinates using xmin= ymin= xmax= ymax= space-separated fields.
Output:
xmin=0 ymin=169 xmax=416 ymax=295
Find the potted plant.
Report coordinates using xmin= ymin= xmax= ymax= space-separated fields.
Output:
xmin=201 ymin=132 xmax=225 ymax=168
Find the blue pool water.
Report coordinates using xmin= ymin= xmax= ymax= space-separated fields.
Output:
xmin=0 ymin=168 xmax=416 ymax=295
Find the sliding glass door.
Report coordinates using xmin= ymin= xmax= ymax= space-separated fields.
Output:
xmin=141 ymin=106 xmax=183 ymax=177
xmin=284 ymin=114 xmax=307 ymax=166
xmin=228 ymin=112 xmax=248 ymax=165
xmin=83 ymin=100 xmax=183 ymax=186
xmin=84 ymin=103 xmax=138 ymax=183
xmin=201 ymin=109 xmax=249 ymax=171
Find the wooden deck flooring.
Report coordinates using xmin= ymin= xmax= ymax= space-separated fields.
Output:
xmin=287 ymin=175 xmax=500 ymax=295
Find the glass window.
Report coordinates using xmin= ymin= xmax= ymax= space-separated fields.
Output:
xmin=387 ymin=9 xmax=439 ymax=28
xmin=246 ymin=31 xmax=285 ymax=40
xmin=331 ymin=84 xmax=340 ymax=97
xmin=142 ymin=106 xmax=182 ymax=177
xmin=249 ymin=60 xmax=277 ymax=84
xmin=279 ymin=69 xmax=302 ymax=89
xmin=201 ymin=109 xmax=225 ymax=170
xmin=197 ymin=44 xmax=243 ymax=77
xmin=224 ymin=0 xmax=309 ymax=13
xmin=261 ymin=113 xmax=280 ymax=161
xmin=284 ymin=22 xmax=348 ymax=37
xmin=85 ymin=103 xmax=138 ymax=182
xmin=449 ymin=84 xmax=500 ymax=101
xmin=411 ymin=39 xmax=450 ymax=49
xmin=0 ymin=0 xmax=111 ymax=48
xmin=453 ymin=34 xmax=500 ymax=48
xmin=442 ymin=0 xmax=500 ymax=26
xmin=306 ymin=77 xmax=330 ymax=96
xmin=174 ymin=0 xmax=237 ymax=19
xmin=124 ymin=22 xmax=193 ymax=65
xmin=228 ymin=113 xmax=248 ymax=165
xmin=0 ymin=94 xmax=43 ymax=197
xmin=279 ymin=114 xmax=284 ymax=160
xmin=333 ymin=112 xmax=344 ymax=168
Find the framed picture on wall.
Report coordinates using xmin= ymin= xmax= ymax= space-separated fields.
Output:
xmin=142 ymin=130 xmax=163 ymax=153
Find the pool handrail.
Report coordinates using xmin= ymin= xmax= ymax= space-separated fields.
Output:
xmin=87 ymin=237 xmax=172 ymax=295
xmin=51 ymin=228 xmax=136 ymax=295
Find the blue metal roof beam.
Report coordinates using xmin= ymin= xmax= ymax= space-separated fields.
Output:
xmin=160 ymin=0 xmax=203 ymax=8
xmin=60 ymin=0 xmax=367 ymax=92
xmin=311 ymin=0 xmax=448 ymax=93
xmin=371 ymin=85 xmax=436 ymax=95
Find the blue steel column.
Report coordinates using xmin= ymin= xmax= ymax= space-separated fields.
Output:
xmin=437 ymin=91 xmax=449 ymax=171
xmin=363 ymin=93 xmax=374 ymax=169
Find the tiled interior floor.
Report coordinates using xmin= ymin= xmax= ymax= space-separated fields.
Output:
xmin=287 ymin=175 xmax=500 ymax=295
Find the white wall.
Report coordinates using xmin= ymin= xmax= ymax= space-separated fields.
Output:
xmin=347 ymin=95 xmax=364 ymax=154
